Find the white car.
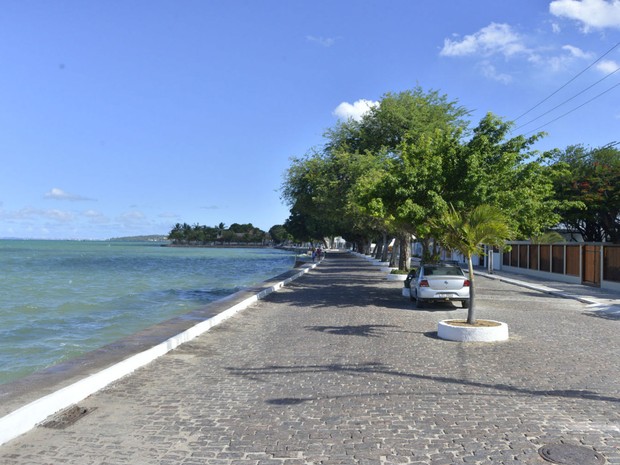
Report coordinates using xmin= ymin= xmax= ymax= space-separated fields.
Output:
xmin=409 ymin=263 xmax=470 ymax=308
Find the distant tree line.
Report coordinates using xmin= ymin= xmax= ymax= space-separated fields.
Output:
xmin=168 ymin=222 xmax=295 ymax=246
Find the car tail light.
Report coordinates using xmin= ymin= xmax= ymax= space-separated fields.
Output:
xmin=463 ymin=279 xmax=470 ymax=287
xmin=419 ymin=279 xmax=429 ymax=287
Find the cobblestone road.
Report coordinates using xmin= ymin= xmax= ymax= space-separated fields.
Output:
xmin=1 ymin=253 xmax=619 ymax=464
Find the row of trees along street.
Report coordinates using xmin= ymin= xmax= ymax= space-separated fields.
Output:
xmin=281 ymin=86 xmax=620 ymax=271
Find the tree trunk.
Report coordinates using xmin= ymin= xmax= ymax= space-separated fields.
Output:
xmin=374 ymin=236 xmax=383 ymax=259
xmin=390 ymin=239 xmax=400 ymax=267
xmin=466 ymin=254 xmax=476 ymax=324
xmin=381 ymin=233 xmax=390 ymax=262
xmin=355 ymin=240 xmax=363 ymax=253
xmin=398 ymin=234 xmax=411 ymax=271
xmin=421 ymin=238 xmax=431 ymax=263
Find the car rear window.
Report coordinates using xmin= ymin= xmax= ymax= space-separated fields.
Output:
xmin=424 ymin=266 xmax=463 ymax=276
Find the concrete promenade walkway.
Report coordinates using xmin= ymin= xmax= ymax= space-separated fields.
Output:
xmin=1 ymin=252 xmax=619 ymax=464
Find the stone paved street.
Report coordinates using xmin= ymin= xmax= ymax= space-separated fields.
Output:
xmin=1 ymin=252 xmax=619 ymax=464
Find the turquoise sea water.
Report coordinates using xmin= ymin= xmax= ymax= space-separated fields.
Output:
xmin=0 ymin=240 xmax=296 ymax=385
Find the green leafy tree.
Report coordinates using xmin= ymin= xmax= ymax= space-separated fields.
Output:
xmin=326 ymin=88 xmax=469 ymax=268
xmin=450 ymin=113 xmax=556 ymax=238
xmin=433 ymin=204 xmax=512 ymax=324
xmin=282 ymin=148 xmax=384 ymax=247
xmin=550 ymin=144 xmax=620 ymax=243
xmin=282 ymin=89 xmax=558 ymax=270
xmin=168 ymin=223 xmax=184 ymax=244
xmin=269 ymin=225 xmax=291 ymax=245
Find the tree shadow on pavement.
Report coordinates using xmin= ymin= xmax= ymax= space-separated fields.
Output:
xmin=305 ymin=324 xmax=399 ymax=337
xmin=226 ymin=360 xmax=620 ymax=404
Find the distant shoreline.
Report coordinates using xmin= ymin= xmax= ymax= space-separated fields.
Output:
xmin=162 ymin=243 xmax=272 ymax=248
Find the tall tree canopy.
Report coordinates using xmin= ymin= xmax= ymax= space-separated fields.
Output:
xmin=550 ymin=144 xmax=620 ymax=243
xmin=282 ymin=86 xmax=560 ymax=264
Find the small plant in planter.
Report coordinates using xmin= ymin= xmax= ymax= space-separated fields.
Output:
xmin=390 ymin=269 xmax=408 ymax=275
xmin=432 ymin=204 xmax=512 ymax=341
xmin=387 ymin=268 xmax=409 ymax=282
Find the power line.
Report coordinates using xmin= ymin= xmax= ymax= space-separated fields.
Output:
xmin=512 ymin=40 xmax=620 ymax=122
xmin=514 ymin=65 xmax=620 ymax=131
xmin=523 ymin=80 xmax=620 ymax=136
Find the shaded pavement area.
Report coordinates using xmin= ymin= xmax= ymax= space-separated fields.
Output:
xmin=1 ymin=252 xmax=619 ymax=464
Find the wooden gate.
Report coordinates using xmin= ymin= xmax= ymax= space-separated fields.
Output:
xmin=582 ymin=245 xmax=601 ymax=286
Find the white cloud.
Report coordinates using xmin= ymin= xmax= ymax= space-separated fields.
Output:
xmin=83 ymin=209 xmax=109 ymax=224
xmin=440 ymin=23 xmax=529 ymax=58
xmin=44 ymin=187 xmax=94 ymax=201
xmin=550 ymin=0 xmax=620 ymax=31
xmin=333 ymin=99 xmax=379 ymax=122
xmin=158 ymin=211 xmax=181 ymax=219
xmin=306 ymin=35 xmax=337 ymax=47
xmin=542 ymin=44 xmax=595 ymax=71
xmin=120 ymin=210 xmax=146 ymax=223
xmin=0 ymin=206 xmax=75 ymax=223
xmin=478 ymin=61 xmax=512 ymax=84
xmin=46 ymin=209 xmax=74 ymax=222
xmin=562 ymin=44 xmax=592 ymax=58
xmin=596 ymin=59 xmax=620 ymax=73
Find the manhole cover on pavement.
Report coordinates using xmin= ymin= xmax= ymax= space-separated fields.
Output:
xmin=539 ymin=444 xmax=605 ymax=465
xmin=40 ymin=405 xmax=96 ymax=429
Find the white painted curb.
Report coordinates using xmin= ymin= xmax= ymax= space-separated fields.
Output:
xmin=437 ymin=320 xmax=509 ymax=342
xmin=0 ymin=262 xmax=319 ymax=447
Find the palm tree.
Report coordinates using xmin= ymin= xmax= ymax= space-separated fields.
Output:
xmin=433 ymin=204 xmax=512 ymax=324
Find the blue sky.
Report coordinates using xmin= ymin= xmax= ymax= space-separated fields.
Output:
xmin=1 ymin=0 xmax=619 ymax=240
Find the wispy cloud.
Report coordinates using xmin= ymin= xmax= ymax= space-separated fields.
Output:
xmin=306 ymin=35 xmax=337 ymax=47
xmin=544 ymin=44 xmax=595 ymax=71
xmin=439 ymin=21 xmax=606 ymax=81
xmin=158 ymin=211 xmax=181 ymax=219
xmin=562 ymin=44 xmax=593 ymax=58
xmin=333 ymin=99 xmax=379 ymax=122
xmin=119 ymin=210 xmax=145 ymax=224
xmin=440 ymin=23 xmax=531 ymax=58
xmin=0 ymin=207 xmax=75 ymax=222
xmin=596 ymin=59 xmax=620 ymax=73
xmin=439 ymin=23 xmax=537 ymax=83
xmin=478 ymin=61 xmax=512 ymax=84
xmin=550 ymin=0 xmax=620 ymax=31
xmin=83 ymin=209 xmax=109 ymax=224
xmin=44 ymin=187 xmax=94 ymax=201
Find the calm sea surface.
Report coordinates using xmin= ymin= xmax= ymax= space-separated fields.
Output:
xmin=0 ymin=240 xmax=296 ymax=385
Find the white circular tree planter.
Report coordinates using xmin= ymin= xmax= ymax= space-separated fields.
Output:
xmin=438 ymin=320 xmax=509 ymax=342
xmin=386 ymin=274 xmax=407 ymax=281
